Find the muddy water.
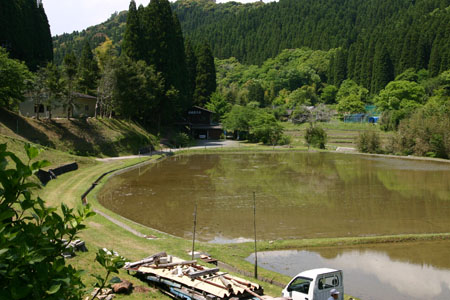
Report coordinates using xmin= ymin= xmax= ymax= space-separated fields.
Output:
xmin=246 ymin=240 xmax=450 ymax=300
xmin=99 ymin=153 xmax=450 ymax=242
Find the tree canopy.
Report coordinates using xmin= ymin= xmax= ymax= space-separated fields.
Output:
xmin=0 ymin=0 xmax=52 ymax=70
xmin=0 ymin=47 xmax=32 ymax=110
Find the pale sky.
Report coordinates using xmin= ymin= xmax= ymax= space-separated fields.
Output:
xmin=43 ymin=0 xmax=276 ymax=36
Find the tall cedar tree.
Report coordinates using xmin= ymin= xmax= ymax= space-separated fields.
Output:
xmin=185 ymin=39 xmax=198 ymax=103
xmin=171 ymin=13 xmax=190 ymax=111
xmin=122 ymin=0 xmax=141 ymax=61
xmin=77 ymin=41 xmax=99 ymax=95
xmin=0 ymin=0 xmax=52 ymax=70
xmin=122 ymin=0 xmax=190 ymax=122
xmin=429 ymin=38 xmax=442 ymax=77
xmin=371 ymin=43 xmax=394 ymax=93
xmin=194 ymin=43 xmax=216 ymax=106
xmin=333 ymin=49 xmax=348 ymax=87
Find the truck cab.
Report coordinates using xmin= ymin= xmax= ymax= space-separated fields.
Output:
xmin=282 ymin=268 xmax=343 ymax=300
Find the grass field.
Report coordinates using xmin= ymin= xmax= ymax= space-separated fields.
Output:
xmin=283 ymin=119 xmax=393 ymax=149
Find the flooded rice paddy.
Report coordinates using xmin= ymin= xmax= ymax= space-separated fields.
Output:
xmin=99 ymin=152 xmax=450 ymax=242
xmin=246 ymin=240 xmax=450 ymax=300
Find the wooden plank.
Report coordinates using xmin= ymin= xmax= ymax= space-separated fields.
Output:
xmin=125 ymin=251 xmax=167 ymax=268
xmin=155 ymin=260 xmax=197 ymax=268
xmin=206 ymin=272 xmax=229 ymax=280
xmin=189 ymin=268 xmax=220 ymax=279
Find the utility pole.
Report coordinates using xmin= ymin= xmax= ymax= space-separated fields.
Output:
xmin=253 ymin=192 xmax=258 ymax=279
xmin=191 ymin=203 xmax=197 ymax=260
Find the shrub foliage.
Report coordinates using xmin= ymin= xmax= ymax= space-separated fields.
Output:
xmin=356 ymin=131 xmax=382 ymax=154
xmin=304 ymin=125 xmax=327 ymax=149
xmin=0 ymin=144 xmax=94 ymax=299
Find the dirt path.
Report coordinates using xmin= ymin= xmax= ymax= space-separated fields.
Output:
xmin=93 ymin=209 xmax=146 ymax=238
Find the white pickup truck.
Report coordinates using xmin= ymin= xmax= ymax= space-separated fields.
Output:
xmin=281 ymin=268 xmax=344 ymax=300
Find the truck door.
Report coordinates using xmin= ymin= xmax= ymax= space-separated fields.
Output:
xmin=284 ymin=276 xmax=313 ymax=300
xmin=314 ymin=272 xmax=343 ymax=300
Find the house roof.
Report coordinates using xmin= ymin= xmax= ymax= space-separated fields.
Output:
xmin=189 ymin=106 xmax=215 ymax=114
xmin=191 ymin=124 xmax=223 ymax=130
xmin=23 ymin=92 xmax=96 ymax=101
xmin=72 ymin=92 xmax=96 ymax=100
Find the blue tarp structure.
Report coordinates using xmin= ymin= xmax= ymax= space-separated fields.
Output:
xmin=344 ymin=113 xmax=366 ymax=123
xmin=344 ymin=105 xmax=380 ymax=123
xmin=368 ymin=116 xmax=379 ymax=123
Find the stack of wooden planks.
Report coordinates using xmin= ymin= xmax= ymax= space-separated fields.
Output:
xmin=124 ymin=252 xmax=273 ymax=300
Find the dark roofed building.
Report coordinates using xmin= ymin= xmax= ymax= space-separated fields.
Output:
xmin=186 ymin=106 xmax=223 ymax=140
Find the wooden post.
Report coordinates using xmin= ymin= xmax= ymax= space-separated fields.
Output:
xmin=253 ymin=192 xmax=258 ymax=279
xmin=191 ymin=203 xmax=197 ymax=260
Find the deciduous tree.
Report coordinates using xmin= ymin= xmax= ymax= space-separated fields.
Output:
xmin=63 ymin=52 xmax=78 ymax=119
xmin=0 ymin=47 xmax=32 ymax=110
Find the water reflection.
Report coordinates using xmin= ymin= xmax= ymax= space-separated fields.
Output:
xmin=246 ymin=240 xmax=450 ymax=300
xmin=99 ymin=153 xmax=450 ymax=241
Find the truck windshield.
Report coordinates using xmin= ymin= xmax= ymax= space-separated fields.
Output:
xmin=288 ymin=276 xmax=312 ymax=294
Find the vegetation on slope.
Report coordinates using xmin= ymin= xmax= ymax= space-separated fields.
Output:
xmin=0 ymin=108 xmax=158 ymax=157
xmin=213 ymin=48 xmax=450 ymax=158
xmin=53 ymin=0 xmax=450 ymax=92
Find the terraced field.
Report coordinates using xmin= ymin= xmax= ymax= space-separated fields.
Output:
xmin=283 ymin=119 xmax=393 ymax=149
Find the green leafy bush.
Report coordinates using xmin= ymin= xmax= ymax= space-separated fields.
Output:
xmin=304 ymin=125 xmax=327 ymax=149
xmin=393 ymin=110 xmax=449 ymax=158
xmin=356 ymin=131 xmax=382 ymax=154
xmin=90 ymin=248 xmax=127 ymax=300
xmin=277 ymin=134 xmax=292 ymax=146
xmin=249 ymin=110 xmax=284 ymax=144
xmin=171 ymin=132 xmax=191 ymax=147
xmin=0 ymin=143 xmax=94 ymax=299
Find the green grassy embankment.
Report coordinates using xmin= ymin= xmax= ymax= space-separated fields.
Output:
xmin=0 ymin=108 xmax=159 ymax=157
xmin=30 ymin=142 xmax=448 ymax=300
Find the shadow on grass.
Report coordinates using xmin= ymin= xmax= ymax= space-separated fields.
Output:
xmin=39 ymin=119 xmax=105 ymax=156
xmin=0 ymin=108 xmax=55 ymax=148
xmin=1 ymin=110 xmax=158 ymax=157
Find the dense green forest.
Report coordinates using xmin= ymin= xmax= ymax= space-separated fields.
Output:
xmin=53 ymin=0 xmax=450 ymax=92
xmin=0 ymin=0 xmax=52 ymax=70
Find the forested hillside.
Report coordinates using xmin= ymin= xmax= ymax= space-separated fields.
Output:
xmin=4 ymin=0 xmax=448 ymax=156
xmin=177 ymin=0 xmax=450 ymax=93
xmin=52 ymin=0 xmax=450 ymax=93
xmin=0 ymin=0 xmax=52 ymax=70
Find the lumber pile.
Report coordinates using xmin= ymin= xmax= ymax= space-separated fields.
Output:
xmin=125 ymin=252 xmax=267 ymax=300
